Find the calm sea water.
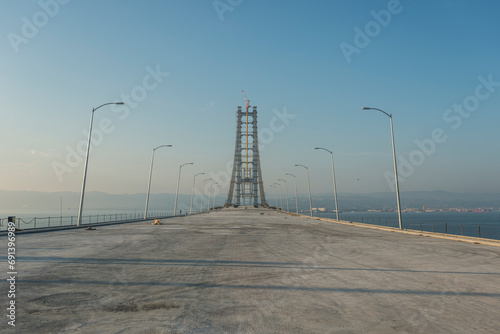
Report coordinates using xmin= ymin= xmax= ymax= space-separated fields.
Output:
xmin=315 ymin=211 xmax=500 ymax=240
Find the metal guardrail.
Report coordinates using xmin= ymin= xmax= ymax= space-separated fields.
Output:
xmin=0 ymin=210 xmax=206 ymax=231
xmin=315 ymin=213 xmax=500 ymax=240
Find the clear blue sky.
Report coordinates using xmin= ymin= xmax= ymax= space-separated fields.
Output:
xmin=1 ymin=0 xmax=499 ymax=197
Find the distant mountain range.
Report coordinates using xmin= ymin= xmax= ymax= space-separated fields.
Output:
xmin=1 ymin=190 xmax=499 ymax=212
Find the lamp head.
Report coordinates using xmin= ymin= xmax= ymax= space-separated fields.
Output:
xmin=154 ymin=144 xmax=172 ymax=150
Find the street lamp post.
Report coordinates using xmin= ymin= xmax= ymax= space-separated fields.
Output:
xmin=201 ymin=178 xmax=212 ymax=213
xmin=285 ymin=173 xmax=299 ymax=214
xmin=207 ymin=182 xmax=213 ymax=212
xmin=77 ymin=102 xmax=124 ymax=226
xmin=270 ymin=185 xmax=279 ymax=208
xmin=273 ymin=182 xmax=283 ymax=210
xmin=295 ymin=164 xmax=313 ymax=217
xmin=190 ymin=172 xmax=205 ymax=215
xmin=208 ymin=182 xmax=218 ymax=211
xmin=212 ymin=183 xmax=219 ymax=210
xmin=278 ymin=179 xmax=289 ymax=212
xmin=362 ymin=107 xmax=402 ymax=229
xmin=144 ymin=145 xmax=172 ymax=219
xmin=174 ymin=162 xmax=194 ymax=216
xmin=315 ymin=147 xmax=339 ymax=221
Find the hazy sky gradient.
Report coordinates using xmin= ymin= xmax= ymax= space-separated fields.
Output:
xmin=1 ymin=0 xmax=499 ymax=197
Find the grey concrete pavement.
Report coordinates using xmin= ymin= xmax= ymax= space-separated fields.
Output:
xmin=1 ymin=207 xmax=499 ymax=333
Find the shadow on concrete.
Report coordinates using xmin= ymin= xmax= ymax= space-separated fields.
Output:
xmin=17 ymin=279 xmax=500 ymax=297
xmin=19 ymin=256 xmax=500 ymax=276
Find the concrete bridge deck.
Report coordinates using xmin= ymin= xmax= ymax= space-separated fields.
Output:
xmin=2 ymin=207 xmax=499 ymax=333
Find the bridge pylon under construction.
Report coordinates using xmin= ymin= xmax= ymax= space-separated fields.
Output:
xmin=225 ymin=99 xmax=268 ymax=208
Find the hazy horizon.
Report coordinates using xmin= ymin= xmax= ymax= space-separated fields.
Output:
xmin=2 ymin=189 xmax=499 ymax=214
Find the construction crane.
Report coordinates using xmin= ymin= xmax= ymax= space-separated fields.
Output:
xmin=242 ymin=90 xmax=250 ymax=179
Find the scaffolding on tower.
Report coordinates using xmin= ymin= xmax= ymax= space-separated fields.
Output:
xmin=225 ymin=91 xmax=267 ymax=208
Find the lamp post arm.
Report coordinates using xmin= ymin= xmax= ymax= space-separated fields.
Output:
xmin=362 ymin=107 xmax=391 ymax=118
xmin=154 ymin=144 xmax=171 ymax=151
xmin=314 ymin=147 xmax=332 ymax=154
xmin=94 ymin=102 xmax=123 ymax=112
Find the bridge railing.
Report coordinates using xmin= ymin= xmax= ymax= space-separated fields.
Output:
xmin=0 ymin=209 xmax=207 ymax=232
xmin=312 ymin=212 xmax=500 ymax=241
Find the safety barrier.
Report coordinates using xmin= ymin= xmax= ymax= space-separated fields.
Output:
xmin=0 ymin=210 xmax=204 ymax=231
